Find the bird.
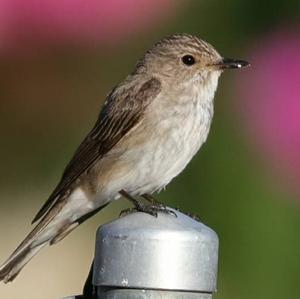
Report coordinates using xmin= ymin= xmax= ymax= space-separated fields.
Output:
xmin=0 ymin=33 xmax=249 ymax=283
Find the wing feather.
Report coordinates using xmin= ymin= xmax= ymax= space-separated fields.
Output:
xmin=32 ymin=77 xmax=161 ymax=223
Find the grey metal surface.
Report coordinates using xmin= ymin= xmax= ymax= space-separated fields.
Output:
xmin=93 ymin=208 xmax=219 ymax=293
xmin=97 ymin=288 xmax=212 ymax=299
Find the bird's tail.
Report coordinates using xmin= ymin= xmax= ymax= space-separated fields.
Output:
xmin=0 ymin=240 xmax=48 ymax=283
xmin=0 ymin=203 xmax=78 ymax=283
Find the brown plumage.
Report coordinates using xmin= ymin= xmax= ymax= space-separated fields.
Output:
xmin=0 ymin=77 xmax=161 ymax=282
xmin=0 ymin=33 xmax=248 ymax=283
xmin=32 ymin=77 xmax=161 ymax=224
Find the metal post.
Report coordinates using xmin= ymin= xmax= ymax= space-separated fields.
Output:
xmin=64 ymin=208 xmax=219 ymax=299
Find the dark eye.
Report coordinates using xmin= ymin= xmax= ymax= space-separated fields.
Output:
xmin=181 ymin=55 xmax=195 ymax=66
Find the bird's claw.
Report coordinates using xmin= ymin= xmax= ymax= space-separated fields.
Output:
xmin=119 ymin=207 xmax=137 ymax=218
xmin=175 ymin=207 xmax=201 ymax=222
xmin=186 ymin=212 xmax=201 ymax=221
xmin=119 ymin=203 xmax=177 ymax=218
xmin=143 ymin=204 xmax=177 ymax=218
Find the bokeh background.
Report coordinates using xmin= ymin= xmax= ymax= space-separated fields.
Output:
xmin=0 ymin=0 xmax=300 ymax=298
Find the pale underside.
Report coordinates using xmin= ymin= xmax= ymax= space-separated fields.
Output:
xmin=0 ymin=33 xmax=223 ymax=283
xmin=54 ymin=71 xmax=220 ymax=229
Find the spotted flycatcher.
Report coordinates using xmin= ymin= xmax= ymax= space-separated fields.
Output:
xmin=0 ymin=34 xmax=249 ymax=282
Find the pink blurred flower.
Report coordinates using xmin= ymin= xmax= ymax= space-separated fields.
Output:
xmin=236 ymin=27 xmax=300 ymax=197
xmin=0 ymin=0 xmax=179 ymax=53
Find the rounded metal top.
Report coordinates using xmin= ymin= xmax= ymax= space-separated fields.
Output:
xmin=93 ymin=208 xmax=219 ymax=293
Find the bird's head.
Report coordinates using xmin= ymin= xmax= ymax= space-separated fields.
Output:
xmin=136 ymin=34 xmax=249 ymax=89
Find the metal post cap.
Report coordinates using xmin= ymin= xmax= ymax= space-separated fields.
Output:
xmin=93 ymin=208 xmax=219 ymax=293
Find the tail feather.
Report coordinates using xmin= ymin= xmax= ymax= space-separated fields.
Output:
xmin=0 ymin=202 xmax=65 ymax=283
xmin=0 ymin=197 xmax=107 ymax=283
xmin=0 ymin=242 xmax=47 ymax=283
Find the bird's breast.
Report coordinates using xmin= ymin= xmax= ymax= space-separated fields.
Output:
xmin=123 ymin=90 xmax=214 ymax=193
xmin=95 ymin=87 xmax=215 ymax=198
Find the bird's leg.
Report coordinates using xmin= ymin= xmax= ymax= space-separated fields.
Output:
xmin=119 ymin=190 xmax=176 ymax=218
xmin=141 ymin=194 xmax=177 ymax=217
xmin=142 ymin=194 xmax=177 ymax=217
xmin=142 ymin=193 xmax=164 ymax=207
xmin=119 ymin=189 xmax=143 ymax=209
xmin=119 ymin=189 xmax=156 ymax=217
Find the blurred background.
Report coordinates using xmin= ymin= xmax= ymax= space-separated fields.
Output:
xmin=0 ymin=0 xmax=300 ymax=298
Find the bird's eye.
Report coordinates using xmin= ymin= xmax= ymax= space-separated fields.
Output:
xmin=181 ymin=55 xmax=195 ymax=66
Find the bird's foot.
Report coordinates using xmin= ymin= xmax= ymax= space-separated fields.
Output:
xmin=186 ymin=212 xmax=201 ymax=222
xmin=119 ymin=207 xmax=136 ymax=218
xmin=142 ymin=194 xmax=177 ymax=215
xmin=138 ymin=203 xmax=177 ymax=217
xmin=119 ymin=189 xmax=177 ymax=218
xmin=175 ymin=207 xmax=201 ymax=222
xmin=120 ymin=203 xmax=177 ymax=218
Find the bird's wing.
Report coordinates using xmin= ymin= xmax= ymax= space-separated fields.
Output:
xmin=32 ymin=77 xmax=161 ymax=223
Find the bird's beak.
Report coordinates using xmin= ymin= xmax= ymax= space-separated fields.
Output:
xmin=215 ymin=58 xmax=250 ymax=70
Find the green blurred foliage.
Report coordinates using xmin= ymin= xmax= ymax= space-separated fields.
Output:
xmin=0 ymin=1 xmax=299 ymax=299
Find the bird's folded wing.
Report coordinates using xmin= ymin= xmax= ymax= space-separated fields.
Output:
xmin=32 ymin=77 xmax=161 ymax=223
